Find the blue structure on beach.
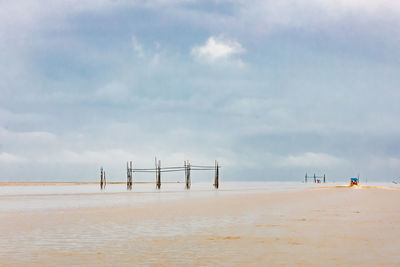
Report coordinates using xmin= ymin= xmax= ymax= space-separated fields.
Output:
xmin=350 ymin=177 xmax=359 ymax=186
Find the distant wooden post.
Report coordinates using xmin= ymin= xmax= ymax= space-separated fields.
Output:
xmin=104 ymin=171 xmax=106 ymax=189
xmin=156 ymin=160 xmax=161 ymax=189
xmin=100 ymin=167 xmax=104 ymax=190
xmin=130 ymin=161 xmax=133 ymax=189
xmin=185 ymin=160 xmax=191 ymax=189
xmin=184 ymin=161 xmax=187 ymax=188
xmin=126 ymin=161 xmax=129 ymax=190
xmin=305 ymin=173 xmax=307 ymax=183
xmin=214 ymin=160 xmax=219 ymax=189
xmin=323 ymin=174 xmax=326 ymax=183
xmin=313 ymin=173 xmax=316 ymax=183
xmin=127 ymin=161 xmax=133 ymax=190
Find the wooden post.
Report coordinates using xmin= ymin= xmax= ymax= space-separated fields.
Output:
xmin=104 ymin=171 xmax=106 ymax=189
xmin=185 ymin=160 xmax=191 ymax=190
xmin=127 ymin=161 xmax=133 ymax=190
xmin=126 ymin=161 xmax=130 ymax=190
xmin=100 ymin=167 xmax=104 ymax=190
xmin=214 ymin=160 xmax=219 ymax=189
xmin=155 ymin=157 xmax=157 ymax=188
xmin=126 ymin=161 xmax=129 ymax=190
xmin=188 ymin=161 xmax=191 ymax=190
xmin=130 ymin=161 xmax=133 ymax=189
xmin=313 ymin=173 xmax=316 ymax=183
xmin=305 ymin=173 xmax=307 ymax=183
xmin=184 ymin=161 xmax=187 ymax=188
xmin=323 ymin=174 xmax=326 ymax=183
xmin=184 ymin=161 xmax=189 ymax=189
xmin=156 ymin=160 xmax=161 ymax=189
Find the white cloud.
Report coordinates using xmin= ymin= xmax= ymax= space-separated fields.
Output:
xmin=36 ymin=149 xmax=136 ymax=164
xmin=0 ymin=152 xmax=26 ymax=163
xmin=191 ymin=36 xmax=245 ymax=63
xmin=95 ymin=82 xmax=132 ymax=103
xmin=131 ymin=36 xmax=144 ymax=57
xmin=0 ymin=109 xmax=48 ymax=125
xmin=233 ymin=0 xmax=400 ymax=35
xmin=280 ymin=152 xmax=344 ymax=168
xmin=0 ymin=128 xmax=57 ymax=145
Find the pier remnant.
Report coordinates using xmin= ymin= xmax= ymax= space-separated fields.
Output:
xmin=124 ymin=158 xmax=221 ymax=191
xmin=155 ymin=158 xmax=161 ymax=189
xmin=100 ymin=167 xmax=106 ymax=190
xmin=304 ymin=173 xmax=326 ymax=183
xmin=127 ymin=161 xmax=133 ymax=190
xmin=214 ymin=160 xmax=219 ymax=189
xmin=185 ymin=160 xmax=191 ymax=189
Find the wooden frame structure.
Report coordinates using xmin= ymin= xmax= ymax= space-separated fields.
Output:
xmin=305 ymin=173 xmax=326 ymax=183
xmin=125 ymin=158 xmax=220 ymax=190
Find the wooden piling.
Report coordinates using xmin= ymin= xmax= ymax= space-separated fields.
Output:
xmin=184 ymin=161 xmax=187 ymax=188
xmin=313 ymin=173 xmax=316 ymax=183
xmin=214 ymin=160 xmax=219 ymax=189
xmin=130 ymin=161 xmax=133 ymax=189
xmin=127 ymin=161 xmax=133 ymax=190
xmin=100 ymin=167 xmax=104 ymax=190
xmin=126 ymin=161 xmax=133 ymax=190
xmin=156 ymin=159 xmax=161 ymax=189
xmin=104 ymin=171 xmax=106 ymax=189
xmin=305 ymin=173 xmax=307 ymax=183
xmin=185 ymin=160 xmax=191 ymax=189
xmin=323 ymin=174 xmax=326 ymax=183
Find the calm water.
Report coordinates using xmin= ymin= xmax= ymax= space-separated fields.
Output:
xmin=0 ymin=181 xmax=396 ymax=212
xmin=0 ymin=181 xmax=399 ymax=266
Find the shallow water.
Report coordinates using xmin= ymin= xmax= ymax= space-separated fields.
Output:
xmin=0 ymin=181 xmax=399 ymax=266
xmin=0 ymin=181 xmax=396 ymax=212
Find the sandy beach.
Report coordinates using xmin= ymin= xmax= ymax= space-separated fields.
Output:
xmin=0 ymin=184 xmax=399 ymax=266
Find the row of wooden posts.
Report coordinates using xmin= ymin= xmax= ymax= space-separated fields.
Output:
xmin=305 ymin=173 xmax=326 ymax=183
xmin=102 ymin=159 xmax=220 ymax=190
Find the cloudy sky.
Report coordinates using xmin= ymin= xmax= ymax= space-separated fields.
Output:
xmin=1 ymin=0 xmax=400 ymax=182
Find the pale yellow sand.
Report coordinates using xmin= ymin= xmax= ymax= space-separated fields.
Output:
xmin=1 ymin=186 xmax=400 ymax=266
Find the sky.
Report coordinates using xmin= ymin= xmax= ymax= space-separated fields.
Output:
xmin=1 ymin=0 xmax=400 ymax=182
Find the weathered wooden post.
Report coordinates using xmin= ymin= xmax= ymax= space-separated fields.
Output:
xmin=305 ymin=173 xmax=308 ymax=183
xmin=127 ymin=161 xmax=133 ymax=190
xmin=126 ymin=161 xmax=130 ymax=190
xmin=103 ymin=170 xmax=106 ymax=189
xmin=155 ymin=157 xmax=157 ymax=189
xmin=126 ymin=161 xmax=129 ymax=190
xmin=323 ymin=174 xmax=326 ymax=183
xmin=185 ymin=160 xmax=191 ymax=189
xmin=100 ymin=167 xmax=104 ymax=190
xmin=156 ymin=160 xmax=161 ymax=189
xmin=130 ymin=161 xmax=133 ymax=189
xmin=214 ymin=160 xmax=219 ymax=189
xmin=313 ymin=173 xmax=316 ymax=183
xmin=184 ymin=161 xmax=187 ymax=188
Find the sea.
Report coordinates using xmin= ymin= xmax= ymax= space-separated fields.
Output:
xmin=0 ymin=181 xmax=396 ymax=212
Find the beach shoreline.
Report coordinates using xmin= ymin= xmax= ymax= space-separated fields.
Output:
xmin=0 ymin=184 xmax=399 ymax=266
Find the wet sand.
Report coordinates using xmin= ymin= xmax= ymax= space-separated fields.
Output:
xmin=1 ymin=185 xmax=400 ymax=266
